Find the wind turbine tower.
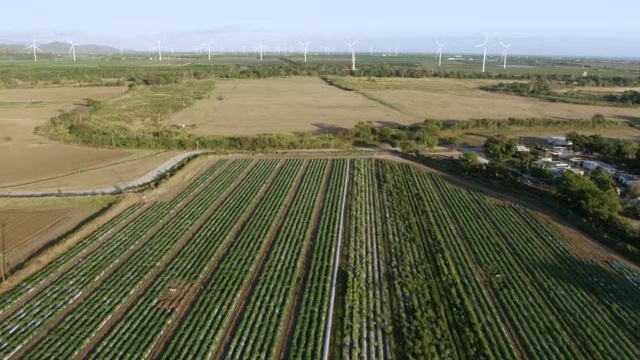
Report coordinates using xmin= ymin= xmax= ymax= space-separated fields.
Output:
xmin=475 ymin=35 xmax=489 ymax=72
xmin=68 ymin=40 xmax=80 ymax=61
xmin=257 ymin=41 xmax=266 ymax=61
xmin=300 ymin=41 xmax=311 ymax=62
xmin=25 ymin=40 xmax=42 ymax=62
xmin=500 ymin=40 xmax=512 ymax=69
xmin=347 ymin=41 xmax=357 ymax=71
xmin=436 ymin=40 xmax=446 ymax=66
xmin=201 ymin=41 xmax=214 ymax=60
xmin=156 ymin=40 xmax=163 ymax=61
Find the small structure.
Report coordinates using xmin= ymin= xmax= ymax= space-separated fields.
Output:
xmin=547 ymin=136 xmax=573 ymax=147
xmin=549 ymin=149 xmax=578 ymax=159
xmin=617 ymin=172 xmax=640 ymax=186
xmin=517 ymin=145 xmax=530 ymax=152
xmin=531 ymin=160 xmax=570 ymax=169
xmin=582 ymin=160 xmax=616 ymax=174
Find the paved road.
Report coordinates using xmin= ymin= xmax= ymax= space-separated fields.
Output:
xmin=0 ymin=151 xmax=203 ymax=198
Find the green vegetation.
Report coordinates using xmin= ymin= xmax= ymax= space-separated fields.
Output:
xmin=482 ymin=79 xmax=640 ymax=107
xmin=1 ymin=158 xmax=640 ymax=359
xmin=347 ymin=119 xmax=441 ymax=150
xmin=556 ymin=171 xmax=621 ymax=222
xmin=483 ymin=134 xmax=518 ymax=161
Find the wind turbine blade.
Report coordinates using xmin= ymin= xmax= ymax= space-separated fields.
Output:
xmin=500 ymin=40 xmax=505 ymax=47
xmin=506 ymin=44 xmax=512 ymax=48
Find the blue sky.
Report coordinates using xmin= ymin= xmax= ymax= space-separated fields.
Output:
xmin=2 ymin=0 xmax=639 ymax=57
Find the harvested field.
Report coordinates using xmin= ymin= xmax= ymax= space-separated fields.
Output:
xmin=0 ymin=86 xmax=177 ymax=190
xmin=336 ymin=77 xmax=640 ymax=122
xmin=0 ymin=196 xmax=112 ymax=272
xmin=168 ymin=77 xmax=411 ymax=136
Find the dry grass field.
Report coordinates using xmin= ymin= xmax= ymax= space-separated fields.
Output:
xmin=0 ymin=86 xmax=179 ymax=190
xmin=336 ymin=77 xmax=640 ymax=122
xmin=168 ymin=77 xmax=411 ymax=136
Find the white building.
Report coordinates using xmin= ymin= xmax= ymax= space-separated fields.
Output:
xmin=547 ymin=136 xmax=573 ymax=147
xmin=582 ymin=160 xmax=616 ymax=173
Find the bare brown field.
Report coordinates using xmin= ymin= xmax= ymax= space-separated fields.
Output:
xmin=3 ymin=150 xmax=182 ymax=192
xmin=0 ymin=196 xmax=113 ymax=272
xmin=0 ymin=86 xmax=179 ymax=190
xmin=338 ymin=77 xmax=640 ymax=122
xmin=168 ymin=77 xmax=411 ymax=136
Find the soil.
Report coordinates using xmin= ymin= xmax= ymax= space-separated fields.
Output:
xmin=0 ymin=208 xmax=92 ymax=271
xmin=0 ymin=86 xmax=168 ymax=189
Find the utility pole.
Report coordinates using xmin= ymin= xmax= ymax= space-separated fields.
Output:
xmin=2 ymin=223 xmax=5 ymax=282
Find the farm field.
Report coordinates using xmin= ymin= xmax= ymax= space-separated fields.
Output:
xmin=0 ymin=157 xmax=639 ymax=359
xmin=168 ymin=77 xmax=411 ymax=136
xmin=333 ymin=77 xmax=640 ymax=122
xmin=0 ymin=196 xmax=114 ymax=273
xmin=0 ymin=86 xmax=177 ymax=189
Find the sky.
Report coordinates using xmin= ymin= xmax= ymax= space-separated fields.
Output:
xmin=2 ymin=0 xmax=639 ymax=57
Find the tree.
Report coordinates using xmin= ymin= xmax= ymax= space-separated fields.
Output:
xmin=555 ymin=171 xmax=621 ymax=222
xmin=483 ymin=135 xmax=517 ymax=161
xmin=459 ymin=151 xmax=479 ymax=169
xmin=590 ymin=169 xmax=617 ymax=192
xmin=353 ymin=121 xmax=375 ymax=142
xmin=400 ymin=140 xmax=418 ymax=154
xmin=615 ymin=139 xmax=638 ymax=160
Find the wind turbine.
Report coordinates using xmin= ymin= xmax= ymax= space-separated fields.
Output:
xmin=475 ymin=34 xmax=489 ymax=72
xmin=436 ymin=40 xmax=446 ymax=66
xmin=68 ymin=39 xmax=79 ymax=61
xmin=154 ymin=39 xmax=163 ymax=61
xmin=299 ymin=41 xmax=311 ymax=62
xmin=25 ymin=40 xmax=42 ymax=62
xmin=500 ymin=40 xmax=512 ymax=69
xmin=256 ymin=41 xmax=266 ymax=61
xmin=347 ymin=41 xmax=357 ymax=71
xmin=202 ymin=40 xmax=214 ymax=60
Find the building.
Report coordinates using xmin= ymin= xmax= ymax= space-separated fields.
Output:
xmin=549 ymin=149 xmax=579 ymax=159
xmin=582 ymin=160 xmax=616 ymax=174
xmin=547 ymin=136 xmax=573 ymax=147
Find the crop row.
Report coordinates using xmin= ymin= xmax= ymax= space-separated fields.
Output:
xmin=0 ymin=158 xmax=232 ymax=357
xmin=84 ymin=158 xmax=283 ymax=359
xmin=222 ymin=159 xmax=330 ymax=360
xmin=0 ymin=159 xmax=229 ymax=318
xmin=0 ymin=203 xmax=143 ymax=316
xmin=288 ymin=159 xmax=347 ymax=359
xmin=410 ymin=170 xmax=515 ymax=359
xmin=432 ymin=172 xmax=640 ymax=359
xmin=468 ymin=191 xmax=640 ymax=358
xmin=339 ymin=159 xmax=393 ymax=360
xmin=157 ymin=159 xmax=307 ymax=360
xmin=22 ymin=159 xmax=259 ymax=359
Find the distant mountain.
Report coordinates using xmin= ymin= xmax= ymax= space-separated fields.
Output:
xmin=38 ymin=41 xmax=120 ymax=54
xmin=0 ymin=43 xmax=25 ymax=52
